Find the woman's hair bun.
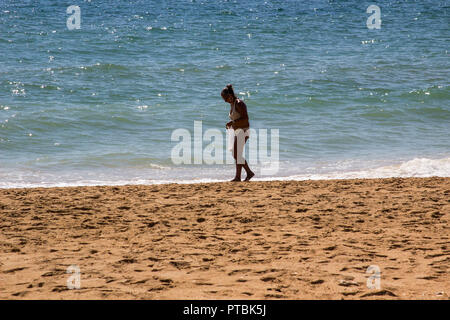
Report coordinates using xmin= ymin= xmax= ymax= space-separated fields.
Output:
xmin=221 ymin=84 xmax=236 ymax=99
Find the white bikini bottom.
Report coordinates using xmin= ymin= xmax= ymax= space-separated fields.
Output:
xmin=228 ymin=128 xmax=250 ymax=164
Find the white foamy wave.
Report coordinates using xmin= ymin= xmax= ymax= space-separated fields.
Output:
xmin=148 ymin=163 xmax=172 ymax=170
xmin=0 ymin=177 xmax=229 ymax=189
xmin=274 ymin=157 xmax=450 ymax=181
xmin=0 ymin=157 xmax=448 ymax=189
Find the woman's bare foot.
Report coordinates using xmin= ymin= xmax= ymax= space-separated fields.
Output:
xmin=244 ymin=171 xmax=255 ymax=181
xmin=230 ymin=177 xmax=241 ymax=182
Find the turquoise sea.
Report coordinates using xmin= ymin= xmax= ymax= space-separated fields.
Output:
xmin=0 ymin=0 xmax=449 ymax=187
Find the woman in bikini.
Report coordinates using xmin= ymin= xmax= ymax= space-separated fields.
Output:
xmin=221 ymin=84 xmax=255 ymax=182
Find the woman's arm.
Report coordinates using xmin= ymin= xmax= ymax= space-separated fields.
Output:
xmin=231 ymin=100 xmax=250 ymax=129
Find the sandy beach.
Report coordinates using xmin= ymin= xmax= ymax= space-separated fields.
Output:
xmin=0 ymin=177 xmax=448 ymax=299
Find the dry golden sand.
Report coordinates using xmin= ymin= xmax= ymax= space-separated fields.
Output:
xmin=0 ymin=177 xmax=449 ymax=300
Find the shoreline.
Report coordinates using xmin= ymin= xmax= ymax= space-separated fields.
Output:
xmin=1 ymin=156 xmax=450 ymax=190
xmin=2 ymin=174 xmax=450 ymax=191
xmin=0 ymin=177 xmax=449 ymax=299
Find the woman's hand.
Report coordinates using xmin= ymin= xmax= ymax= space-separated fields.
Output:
xmin=226 ymin=121 xmax=233 ymax=129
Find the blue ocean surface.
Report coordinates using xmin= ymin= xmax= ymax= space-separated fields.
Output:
xmin=0 ymin=0 xmax=449 ymax=187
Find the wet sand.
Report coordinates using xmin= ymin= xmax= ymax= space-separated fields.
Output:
xmin=0 ymin=177 xmax=449 ymax=299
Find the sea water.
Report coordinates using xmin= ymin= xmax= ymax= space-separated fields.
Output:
xmin=0 ymin=0 xmax=449 ymax=188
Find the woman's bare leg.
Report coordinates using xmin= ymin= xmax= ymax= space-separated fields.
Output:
xmin=241 ymin=136 xmax=254 ymax=181
xmin=243 ymin=160 xmax=255 ymax=181
xmin=231 ymin=136 xmax=241 ymax=181
xmin=231 ymin=164 xmax=243 ymax=182
xmin=231 ymin=135 xmax=254 ymax=182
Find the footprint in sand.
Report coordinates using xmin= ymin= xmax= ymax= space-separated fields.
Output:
xmin=4 ymin=267 xmax=27 ymax=273
xmin=338 ymin=280 xmax=360 ymax=287
xmin=169 ymin=261 xmax=190 ymax=269
xmin=360 ymin=289 xmax=397 ymax=297
xmin=310 ymin=279 xmax=324 ymax=285
xmin=52 ymin=286 xmax=69 ymax=292
xmin=11 ymin=291 xmax=28 ymax=297
xmin=265 ymin=293 xmax=285 ymax=298
xmin=228 ymin=269 xmax=252 ymax=276
xmin=117 ymin=258 xmax=137 ymax=264
xmin=260 ymin=276 xmax=277 ymax=282
xmin=342 ymin=290 xmax=361 ymax=296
